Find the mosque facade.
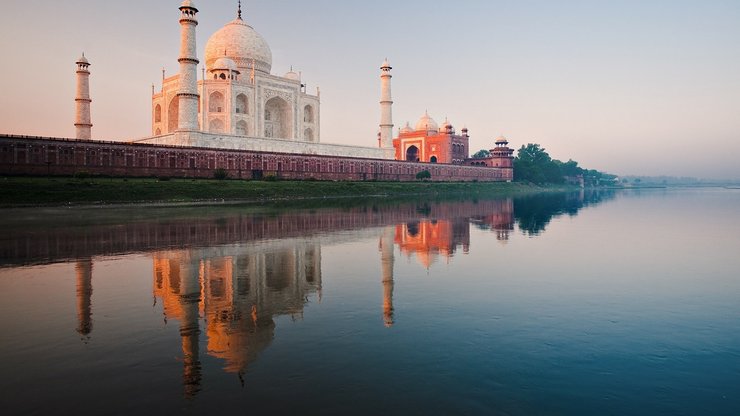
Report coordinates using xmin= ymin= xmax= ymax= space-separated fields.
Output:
xmin=393 ymin=114 xmax=471 ymax=164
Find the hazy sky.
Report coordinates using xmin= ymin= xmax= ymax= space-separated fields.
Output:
xmin=1 ymin=0 xmax=738 ymax=179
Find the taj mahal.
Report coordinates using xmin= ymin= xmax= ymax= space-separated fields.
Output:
xmin=1 ymin=0 xmax=513 ymax=182
xmin=133 ymin=0 xmax=389 ymax=159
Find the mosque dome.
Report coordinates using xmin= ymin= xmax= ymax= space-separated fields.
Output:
xmin=212 ymin=56 xmax=239 ymax=73
xmin=76 ymin=54 xmax=89 ymax=65
xmin=440 ymin=118 xmax=454 ymax=134
xmin=400 ymin=122 xmax=414 ymax=134
xmin=495 ymin=135 xmax=509 ymax=146
xmin=204 ymin=17 xmax=272 ymax=75
xmin=415 ymin=112 xmax=438 ymax=132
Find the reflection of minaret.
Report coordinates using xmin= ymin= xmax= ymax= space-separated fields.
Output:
xmin=180 ymin=259 xmax=202 ymax=398
xmin=75 ymin=259 xmax=93 ymax=339
xmin=380 ymin=227 xmax=395 ymax=327
xmin=154 ymin=254 xmax=203 ymax=398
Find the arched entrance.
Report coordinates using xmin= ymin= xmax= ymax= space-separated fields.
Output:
xmin=264 ymin=96 xmax=292 ymax=139
xmin=406 ymin=145 xmax=419 ymax=162
xmin=236 ymin=120 xmax=248 ymax=135
xmin=430 ymin=156 xmax=438 ymax=163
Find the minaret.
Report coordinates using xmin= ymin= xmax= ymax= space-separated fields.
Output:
xmin=380 ymin=227 xmax=395 ymax=327
xmin=379 ymin=59 xmax=394 ymax=150
xmin=74 ymin=54 xmax=92 ymax=139
xmin=177 ymin=0 xmax=200 ymax=131
xmin=75 ymin=259 xmax=93 ymax=340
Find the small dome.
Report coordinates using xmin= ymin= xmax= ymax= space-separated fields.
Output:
xmin=212 ymin=56 xmax=239 ymax=72
xmin=415 ymin=112 xmax=438 ymax=132
xmin=400 ymin=122 xmax=413 ymax=134
xmin=284 ymin=70 xmax=300 ymax=81
xmin=76 ymin=54 xmax=89 ymax=64
xmin=440 ymin=118 xmax=454 ymax=134
xmin=495 ymin=135 xmax=509 ymax=145
xmin=180 ymin=0 xmax=197 ymax=10
xmin=381 ymin=58 xmax=392 ymax=69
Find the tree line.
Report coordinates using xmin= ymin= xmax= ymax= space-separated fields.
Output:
xmin=474 ymin=143 xmax=617 ymax=186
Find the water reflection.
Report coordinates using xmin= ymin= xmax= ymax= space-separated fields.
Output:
xmin=514 ymin=189 xmax=616 ymax=235
xmin=152 ymin=243 xmax=322 ymax=396
xmin=2 ymin=191 xmax=615 ymax=398
xmin=75 ymin=259 xmax=93 ymax=341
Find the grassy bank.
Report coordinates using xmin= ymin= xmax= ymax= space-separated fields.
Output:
xmin=0 ymin=176 xmax=564 ymax=207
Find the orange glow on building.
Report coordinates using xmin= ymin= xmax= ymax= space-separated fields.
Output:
xmin=394 ymin=220 xmax=470 ymax=269
xmin=151 ymin=243 xmax=321 ymax=395
xmin=393 ymin=113 xmax=470 ymax=164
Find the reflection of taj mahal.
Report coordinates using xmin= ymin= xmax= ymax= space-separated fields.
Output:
xmin=63 ymin=200 xmax=518 ymax=396
xmin=151 ymin=2 xmax=320 ymax=142
xmin=151 ymin=241 xmax=322 ymax=395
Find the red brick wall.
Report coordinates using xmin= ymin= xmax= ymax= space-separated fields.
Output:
xmin=0 ymin=135 xmax=513 ymax=182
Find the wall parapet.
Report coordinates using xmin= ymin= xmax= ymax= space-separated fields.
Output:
xmin=0 ymin=134 xmax=513 ymax=182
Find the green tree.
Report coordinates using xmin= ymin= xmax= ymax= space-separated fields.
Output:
xmin=514 ymin=144 xmax=563 ymax=184
xmin=416 ymin=170 xmax=431 ymax=180
xmin=472 ymin=149 xmax=491 ymax=159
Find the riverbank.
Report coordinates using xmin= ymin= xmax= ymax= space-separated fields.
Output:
xmin=0 ymin=176 xmax=566 ymax=207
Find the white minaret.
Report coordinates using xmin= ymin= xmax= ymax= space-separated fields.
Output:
xmin=379 ymin=59 xmax=394 ymax=149
xmin=177 ymin=0 xmax=200 ymax=131
xmin=380 ymin=226 xmax=395 ymax=327
xmin=74 ymin=54 xmax=92 ymax=139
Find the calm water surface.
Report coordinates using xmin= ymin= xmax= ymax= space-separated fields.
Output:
xmin=1 ymin=189 xmax=738 ymax=415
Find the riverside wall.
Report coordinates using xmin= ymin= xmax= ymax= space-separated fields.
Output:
xmin=0 ymin=134 xmax=513 ymax=182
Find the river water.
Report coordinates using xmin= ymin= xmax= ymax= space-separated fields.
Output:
xmin=0 ymin=188 xmax=738 ymax=415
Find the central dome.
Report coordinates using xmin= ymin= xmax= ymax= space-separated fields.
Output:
xmin=415 ymin=112 xmax=438 ymax=132
xmin=204 ymin=18 xmax=272 ymax=76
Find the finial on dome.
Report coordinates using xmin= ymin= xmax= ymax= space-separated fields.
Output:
xmin=238 ymin=0 xmax=242 ymax=20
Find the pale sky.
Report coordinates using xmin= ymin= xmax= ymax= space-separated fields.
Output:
xmin=1 ymin=0 xmax=738 ymax=179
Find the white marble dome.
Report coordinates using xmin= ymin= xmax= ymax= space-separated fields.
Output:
xmin=284 ymin=70 xmax=300 ymax=81
xmin=400 ymin=122 xmax=414 ymax=134
xmin=212 ymin=56 xmax=239 ymax=72
xmin=205 ymin=18 xmax=272 ymax=75
xmin=415 ymin=112 xmax=438 ymax=132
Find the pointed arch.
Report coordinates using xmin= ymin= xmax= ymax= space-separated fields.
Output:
xmin=304 ymin=105 xmax=314 ymax=123
xmin=236 ymin=120 xmax=248 ymax=136
xmin=406 ymin=145 xmax=419 ymax=162
xmin=235 ymin=94 xmax=248 ymax=114
xmin=154 ymin=104 xmax=162 ymax=123
xmin=209 ymin=91 xmax=225 ymax=113
xmin=264 ymin=96 xmax=292 ymax=139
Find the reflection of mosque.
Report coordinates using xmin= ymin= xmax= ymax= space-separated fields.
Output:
xmin=151 ymin=241 xmax=321 ymax=396
xmin=394 ymin=220 xmax=470 ymax=268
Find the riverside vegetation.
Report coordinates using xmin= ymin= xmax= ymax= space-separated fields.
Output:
xmin=0 ymin=176 xmax=561 ymax=207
